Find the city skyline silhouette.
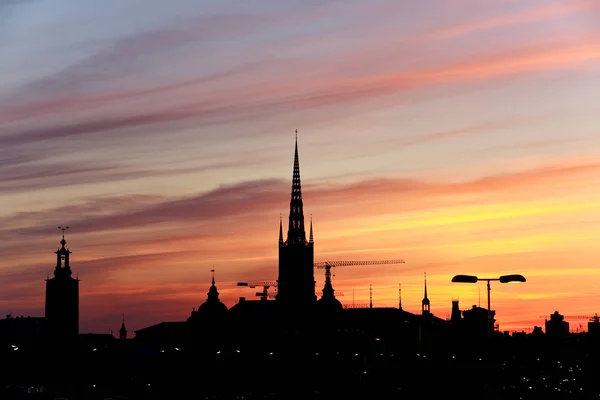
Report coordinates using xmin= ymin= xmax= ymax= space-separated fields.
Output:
xmin=2 ymin=0 xmax=600 ymax=336
xmin=3 ymin=2 xmax=600 ymax=398
xmin=0 ymin=133 xmax=594 ymax=339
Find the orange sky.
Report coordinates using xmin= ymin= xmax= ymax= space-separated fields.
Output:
xmin=1 ymin=0 xmax=600 ymax=334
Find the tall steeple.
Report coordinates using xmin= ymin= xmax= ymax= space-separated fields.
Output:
xmin=422 ymin=272 xmax=430 ymax=315
xmin=287 ymin=130 xmax=306 ymax=244
xmin=119 ymin=314 xmax=127 ymax=340
xmin=309 ymin=214 xmax=314 ymax=243
xmin=277 ymin=130 xmax=316 ymax=308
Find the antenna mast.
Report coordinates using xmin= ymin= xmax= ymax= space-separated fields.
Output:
xmin=398 ymin=283 xmax=402 ymax=310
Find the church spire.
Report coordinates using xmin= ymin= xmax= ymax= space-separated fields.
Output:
xmin=287 ymin=130 xmax=306 ymax=243
xmin=119 ymin=314 xmax=127 ymax=340
xmin=309 ymin=214 xmax=313 ymax=243
xmin=422 ymin=272 xmax=430 ymax=315
xmin=279 ymin=213 xmax=283 ymax=243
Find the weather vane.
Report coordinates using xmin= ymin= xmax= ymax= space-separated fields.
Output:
xmin=57 ymin=226 xmax=69 ymax=239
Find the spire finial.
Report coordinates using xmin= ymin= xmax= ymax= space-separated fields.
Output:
xmin=57 ymin=226 xmax=69 ymax=246
xmin=369 ymin=284 xmax=373 ymax=309
xmin=211 ymin=268 xmax=215 ymax=286
xmin=424 ymin=272 xmax=428 ymax=299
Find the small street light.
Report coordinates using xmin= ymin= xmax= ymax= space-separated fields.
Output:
xmin=451 ymin=274 xmax=526 ymax=335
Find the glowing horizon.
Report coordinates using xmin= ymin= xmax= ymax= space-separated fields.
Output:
xmin=1 ymin=0 xmax=600 ymax=334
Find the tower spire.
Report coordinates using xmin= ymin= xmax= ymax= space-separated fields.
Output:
xmin=422 ymin=272 xmax=430 ymax=315
xmin=278 ymin=213 xmax=283 ymax=243
xmin=309 ymin=214 xmax=313 ymax=243
xmin=399 ymin=283 xmax=402 ymax=310
xmin=369 ymin=284 xmax=373 ymax=309
xmin=120 ymin=314 xmax=127 ymax=340
xmin=287 ymin=130 xmax=306 ymax=243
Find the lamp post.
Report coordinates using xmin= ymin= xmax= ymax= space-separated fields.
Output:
xmin=451 ymin=274 xmax=526 ymax=335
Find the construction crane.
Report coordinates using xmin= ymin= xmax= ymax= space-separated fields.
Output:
xmin=237 ymin=260 xmax=403 ymax=301
xmin=259 ymin=290 xmax=343 ymax=299
xmin=313 ymin=259 xmax=406 ymax=285
xmin=539 ymin=314 xmax=599 ymax=321
xmin=237 ymin=281 xmax=278 ymax=300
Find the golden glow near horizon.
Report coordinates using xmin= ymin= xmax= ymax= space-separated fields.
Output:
xmin=1 ymin=0 xmax=600 ymax=333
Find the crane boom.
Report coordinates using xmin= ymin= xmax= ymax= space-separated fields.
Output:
xmin=314 ymin=260 xmax=405 ymax=268
xmin=313 ymin=260 xmax=406 ymax=296
xmin=539 ymin=314 xmax=599 ymax=321
xmin=237 ymin=281 xmax=277 ymax=287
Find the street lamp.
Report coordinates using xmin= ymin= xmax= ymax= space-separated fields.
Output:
xmin=451 ymin=274 xmax=526 ymax=335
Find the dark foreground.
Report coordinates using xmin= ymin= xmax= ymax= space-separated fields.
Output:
xmin=3 ymin=337 xmax=600 ymax=399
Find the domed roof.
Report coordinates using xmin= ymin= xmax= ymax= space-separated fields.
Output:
xmin=198 ymin=297 xmax=228 ymax=314
xmin=317 ymin=296 xmax=343 ymax=311
xmin=189 ymin=272 xmax=228 ymax=322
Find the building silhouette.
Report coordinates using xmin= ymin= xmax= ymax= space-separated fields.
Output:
xmin=462 ymin=304 xmax=495 ymax=337
xmin=44 ymin=231 xmax=79 ymax=348
xmin=588 ymin=314 xmax=600 ymax=337
xmin=277 ymin=132 xmax=316 ymax=310
xmin=545 ymin=311 xmax=569 ymax=338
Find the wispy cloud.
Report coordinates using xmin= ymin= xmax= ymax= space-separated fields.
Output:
xmin=4 ymin=37 xmax=599 ymax=149
xmin=430 ymin=0 xmax=600 ymax=41
xmin=2 ymin=0 xmax=599 ymax=333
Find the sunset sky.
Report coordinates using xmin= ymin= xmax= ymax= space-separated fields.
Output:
xmin=1 ymin=0 xmax=600 ymax=334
